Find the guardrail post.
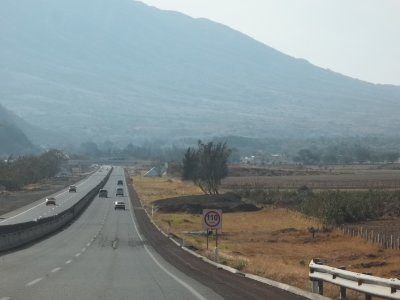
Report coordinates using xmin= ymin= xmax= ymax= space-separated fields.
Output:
xmin=338 ymin=266 xmax=347 ymax=300
xmin=339 ymin=286 xmax=346 ymax=300
xmin=310 ymin=258 xmax=324 ymax=295
xmin=311 ymin=280 xmax=324 ymax=295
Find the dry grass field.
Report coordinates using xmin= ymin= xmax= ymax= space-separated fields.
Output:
xmin=223 ymin=165 xmax=400 ymax=190
xmin=132 ymin=173 xmax=400 ymax=300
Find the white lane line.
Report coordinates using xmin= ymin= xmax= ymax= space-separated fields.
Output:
xmin=86 ymin=243 xmax=91 ymax=247
xmin=0 ymin=174 xmax=101 ymax=224
xmin=0 ymin=201 xmax=43 ymax=223
xmin=51 ymin=267 xmax=61 ymax=273
xmin=26 ymin=277 xmax=44 ymax=287
xmin=82 ymin=247 xmax=86 ymax=252
xmin=128 ymin=195 xmax=206 ymax=300
xmin=75 ymin=253 xmax=81 ymax=257
xmin=65 ymin=260 xmax=73 ymax=264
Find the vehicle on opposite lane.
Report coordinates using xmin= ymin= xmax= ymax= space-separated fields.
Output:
xmin=45 ymin=197 xmax=56 ymax=205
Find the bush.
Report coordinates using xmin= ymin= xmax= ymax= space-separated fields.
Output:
xmin=0 ymin=150 xmax=65 ymax=190
xmin=300 ymin=190 xmax=386 ymax=225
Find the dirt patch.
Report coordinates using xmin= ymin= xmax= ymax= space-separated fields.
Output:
xmin=152 ymin=192 xmax=260 ymax=214
xmin=353 ymin=261 xmax=387 ymax=268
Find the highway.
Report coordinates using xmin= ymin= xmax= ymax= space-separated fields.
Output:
xmin=0 ymin=166 xmax=308 ymax=299
xmin=0 ymin=167 xmax=224 ymax=300
xmin=0 ymin=166 xmax=112 ymax=225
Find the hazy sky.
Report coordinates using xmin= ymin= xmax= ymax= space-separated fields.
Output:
xmin=140 ymin=0 xmax=400 ymax=86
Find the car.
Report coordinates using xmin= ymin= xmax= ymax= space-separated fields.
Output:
xmin=99 ymin=189 xmax=108 ymax=198
xmin=117 ymin=180 xmax=123 ymax=185
xmin=116 ymin=187 xmax=124 ymax=196
xmin=69 ymin=185 xmax=77 ymax=192
xmin=45 ymin=197 xmax=56 ymax=205
xmin=114 ymin=201 xmax=125 ymax=210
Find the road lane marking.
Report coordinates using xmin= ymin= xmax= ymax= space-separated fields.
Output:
xmin=26 ymin=277 xmax=44 ymax=287
xmin=82 ymin=247 xmax=86 ymax=252
xmin=0 ymin=297 xmax=11 ymax=300
xmin=65 ymin=260 xmax=73 ymax=264
xmin=75 ymin=253 xmax=81 ymax=257
xmin=0 ymin=174 xmax=98 ymax=224
xmin=86 ymin=243 xmax=91 ymax=247
xmin=51 ymin=267 xmax=61 ymax=273
xmin=128 ymin=195 xmax=206 ymax=300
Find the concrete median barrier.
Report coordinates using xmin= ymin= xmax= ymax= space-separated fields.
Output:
xmin=0 ymin=168 xmax=112 ymax=252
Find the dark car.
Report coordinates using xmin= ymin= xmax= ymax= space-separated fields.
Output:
xmin=117 ymin=180 xmax=123 ymax=185
xmin=116 ymin=187 xmax=124 ymax=196
xmin=99 ymin=189 xmax=108 ymax=198
xmin=69 ymin=185 xmax=77 ymax=192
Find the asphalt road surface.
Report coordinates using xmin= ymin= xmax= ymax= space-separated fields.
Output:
xmin=0 ymin=167 xmax=224 ymax=300
xmin=0 ymin=166 xmax=308 ymax=299
xmin=0 ymin=166 xmax=112 ymax=225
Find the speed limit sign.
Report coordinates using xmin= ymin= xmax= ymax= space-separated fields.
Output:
xmin=202 ymin=209 xmax=222 ymax=230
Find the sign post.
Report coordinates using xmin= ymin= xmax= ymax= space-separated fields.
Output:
xmin=202 ymin=209 xmax=222 ymax=261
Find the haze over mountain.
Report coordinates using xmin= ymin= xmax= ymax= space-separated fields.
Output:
xmin=0 ymin=104 xmax=36 ymax=155
xmin=1 ymin=0 xmax=400 ymax=145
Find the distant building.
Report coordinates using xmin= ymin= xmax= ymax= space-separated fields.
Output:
xmin=144 ymin=163 xmax=168 ymax=177
xmin=241 ymin=155 xmax=256 ymax=164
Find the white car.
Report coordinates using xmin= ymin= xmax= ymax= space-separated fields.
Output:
xmin=45 ymin=197 xmax=56 ymax=205
xmin=69 ymin=185 xmax=77 ymax=192
xmin=114 ymin=201 xmax=125 ymax=210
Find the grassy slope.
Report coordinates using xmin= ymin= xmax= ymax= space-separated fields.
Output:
xmin=133 ymin=175 xmax=400 ymax=299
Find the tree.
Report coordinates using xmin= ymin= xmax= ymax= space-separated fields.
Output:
xmin=182 ymin=141 xmax=231 ymax=195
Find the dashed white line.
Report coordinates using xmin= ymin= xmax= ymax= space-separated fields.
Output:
xmin=26 ymin=277 xmax=44 ymax=287
xmin=128 ymin=193 xmax=206 ymax=300
xmin=81 ymin=247 xmax=86 ymax=252
xmin=86 ymin=242 xmax=91 ymax=247
xmin=75 ymin=253 xmax=81 ymax=257
xmin=65 ymin=260 xmax=72 ymax=264
xmin=51 ymin=267 xmax=61 ymax=273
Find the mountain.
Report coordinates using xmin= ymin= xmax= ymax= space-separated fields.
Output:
xmin=0 ymin=104 xmax=36 ymax=155
xmin=1 ymin=0 xmax=400 ymax=144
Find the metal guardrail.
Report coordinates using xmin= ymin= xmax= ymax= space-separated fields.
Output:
xmin=309 ymin=259 xmax=400 ymax=299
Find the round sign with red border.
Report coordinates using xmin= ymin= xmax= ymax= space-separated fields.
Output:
xmin=202 ymin=209 xmax=222 ymax=229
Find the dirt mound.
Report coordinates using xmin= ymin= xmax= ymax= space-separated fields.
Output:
xmin=153 ymin=192 xmax=260 ymax=214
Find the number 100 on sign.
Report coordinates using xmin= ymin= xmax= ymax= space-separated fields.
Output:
xmin=202 ymin=209 xmax=222 ymax=230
